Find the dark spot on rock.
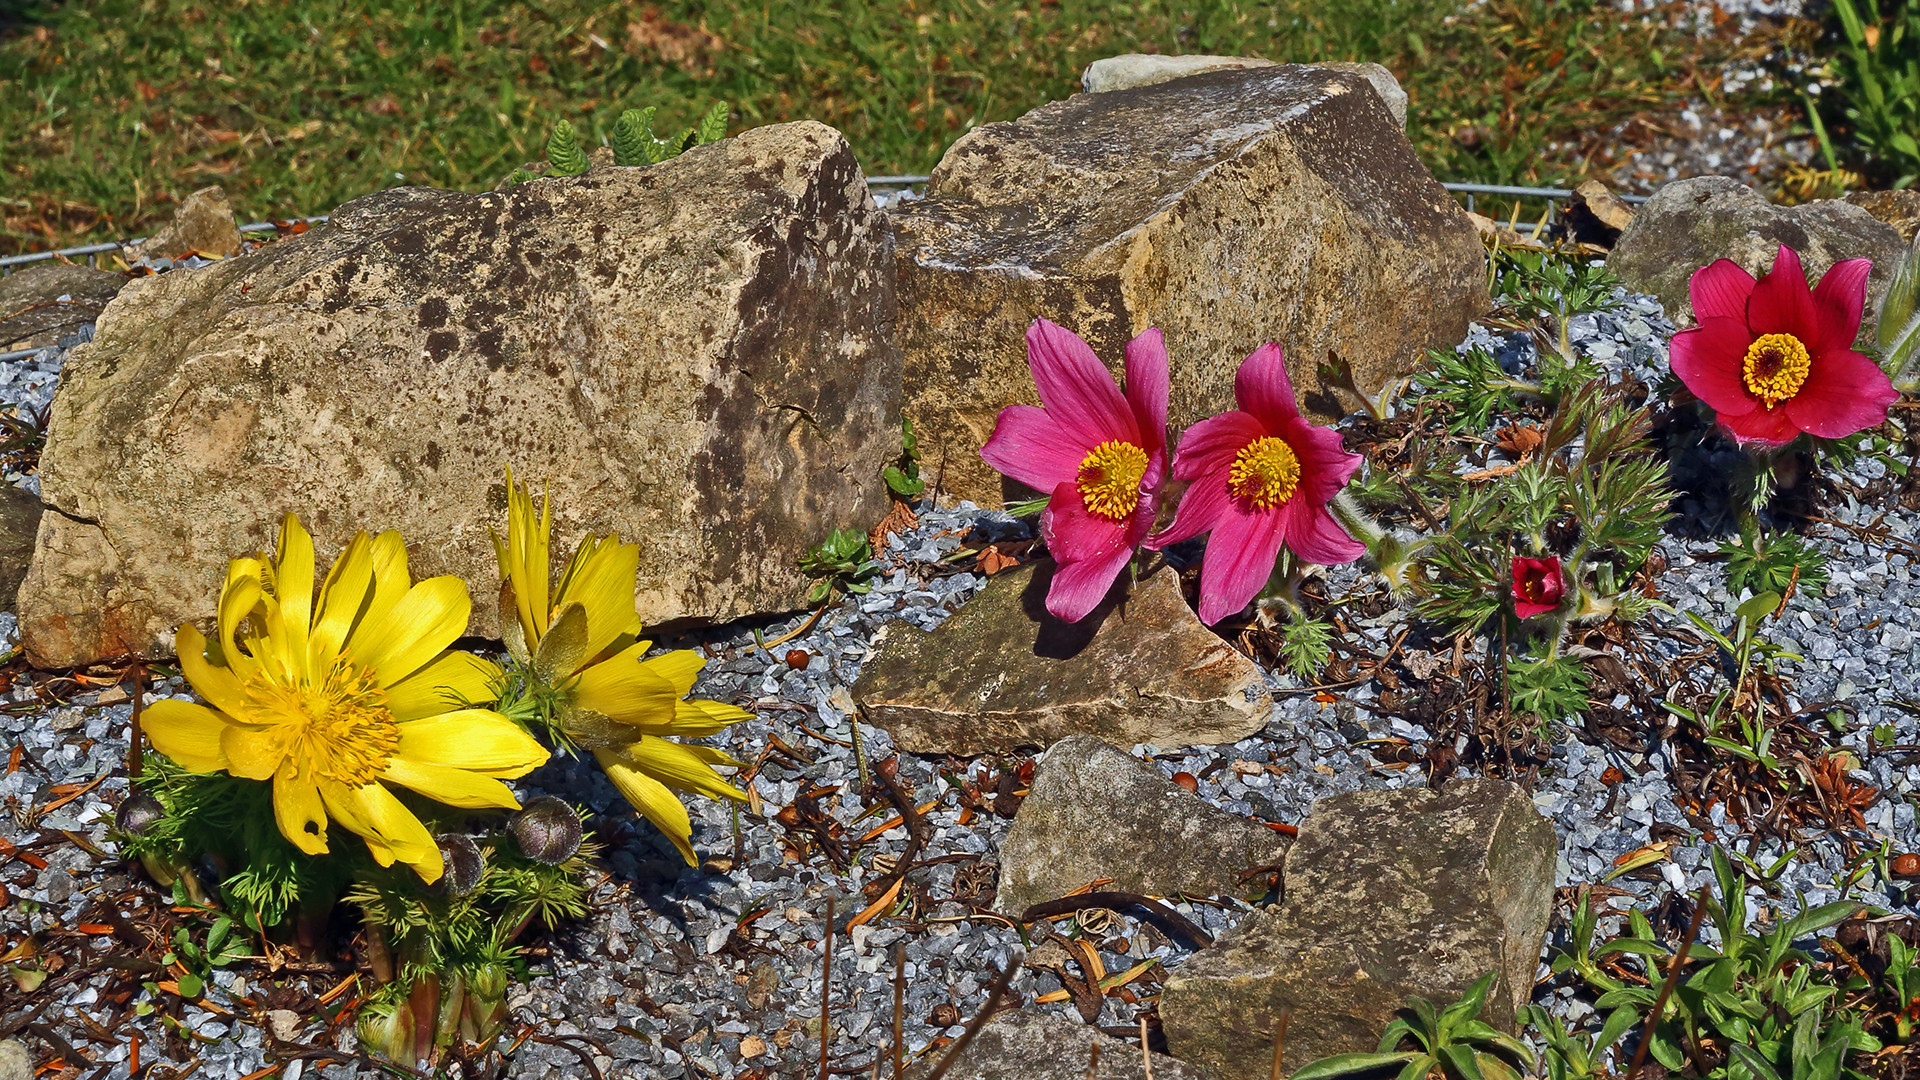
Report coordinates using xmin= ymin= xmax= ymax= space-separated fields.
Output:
xmin=425 ymin=331 xmax=460 ymax=361
xmin=418 ymin=297 xmax=450 ymax=329
xmin=423 ymin=441 xmax=443 ymax=471
xmin=475 ymin=329 xmax=507 ymax=369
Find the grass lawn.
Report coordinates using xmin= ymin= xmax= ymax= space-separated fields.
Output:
xmin=1 ymin=0 xmax=1749 ymax=254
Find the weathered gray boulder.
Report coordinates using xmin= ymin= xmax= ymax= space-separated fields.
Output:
xmin=0 ymin=264 xmax=125 ymax=351
xmin=1081 ymin=53 xmax=1276 ymax=93
xmin=995 ymin=735 xmax=1289 ymax=915
xmin=1160 ymin=779 xmax=1555 ymax=1080
xmin=124 ymin=185 xmax=243 ymax=260
xmin=1848 ymin=189 xmax=1920 ymax=244
xmin=1609 ymin=176 xmax=1907 ymax=342
xmin=907 ymin=1009 xmax=1209 ymax=1080
xmin=0 ymin=485 xmax=39 ymax=610
xmin=20 ymin=121 xmax=900 ymax=666
xmin=854 ymin=562 xmax=1271 ymax=755
xmin=893 ymin=63 xmax=1486 ymax=505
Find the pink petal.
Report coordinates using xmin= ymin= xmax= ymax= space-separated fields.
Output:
xmin=1232 ymin=343 xmax=1304 ymax=427
xmin=1167 ymin=411 xmax=1266 ymax=482
xmin=1196 ymin=504 xmax=1284 ymax=625
xmin=981 ymin=404 xmax=1088 ymax=493
xmin=1720 ymin=404 xmax=1801 ymax=446
xmin=1041 ymin=482 xmax=1148 ymax=622
xmin=1689 ymin=259 xmax=1757 ymax=323
xmin=1027 ymin=318 xmax=1139 ymax=448
xmin=1281 ymin=414 xmax=1363 ymax=505
xmin=1277 ymin=496 xmax=1365 ymax=566
xmin=1145 ymin=472 xmax=1230 ymax=550
xmin=1670 ymin=317 xmax=1761 ymax=417
xmin=1746 ymin=245 xmax=1819 ymax=345
xmin=1811 ymin=257 xmax=1872 ymax=355
xmin=1784 ymin=347 xmax=1899 ymax=439
xmin=1514 ymin=597 xmax=1559 ymax=619
xmin=1124 ymin=328 xmax=1170 ymax=457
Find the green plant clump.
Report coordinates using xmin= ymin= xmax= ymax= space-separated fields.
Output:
xmin=508 ymin=101 xmax=729 ymax=185
xmin=1811 ymin=0 xmax=1920 ymax=187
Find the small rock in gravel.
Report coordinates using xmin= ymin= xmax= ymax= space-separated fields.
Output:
xmin=907 ymin=1009 xmax=1207 ymax=1079
xmin=0 ymin=1040 xmax=28 ymax=1080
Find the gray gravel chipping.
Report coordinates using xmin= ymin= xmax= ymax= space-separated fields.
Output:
xmin=2 ymin=277 xmax=1918 ymax=1080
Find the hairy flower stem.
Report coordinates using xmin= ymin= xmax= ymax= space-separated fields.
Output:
xmin=1331 ymin=489 xmax=1431 ymax=597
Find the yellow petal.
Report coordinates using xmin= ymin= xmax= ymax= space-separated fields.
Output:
xmin=668 ymin=698 xmax=755 ymax=737
xmin=384 ymin=651 xmax=502 ymax=721
xmin=568 ymin=646 xmax=689 ymax=726
xmin=221 ymin=723 xmax=291 ymax=780
xmin=395 ymin=710 xmax=549 ymax=776
xmin=275 ymin=513 xmax=315 ymax=663
xmin=594 ymin=746 xmax=696 ymax=865
xmin=553 ymin=534 xmax=640 ymax=662
xmin=174 ymin=624 xmax=249 ymax=718
xmin=612 ymin=736 xmax=746 ymax=803
xmin=644 ymin=649 xmax=705 ymax=697
xmin=347 ymin=576 xmax=471 ymax=687
xmin=322 ymin=782 xmax=442 ymax=882
xmin=360 ymin=530 xmax=412 ymax=636
xmin=271 ymin=766 xmax=329 ymax=856
xmin=141 ymin=699 xmax=232 ymax=773
xmin=381 ymin=757 xmax=522 ymax=809
xmin=217 ymin=570 xmax=265 ymax=670
xmin=309 ymin=531 xmax=374 ymax=665
xmin=496 ymin=467 xmax=550 ymax=644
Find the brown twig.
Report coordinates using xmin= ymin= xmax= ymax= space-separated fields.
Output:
xmin=1019 ymin=892 xmax=1212 ymax=949
xmin=126 ymin=661 xmax=145 ymax=776
xmin=1624 ymin=885 xmax=1712 ymax=1080
xmin=1270 ymin=1008 xmax=1292 ymax=1080
xmin=921 ymin=956 xmax=1021 ymax=1080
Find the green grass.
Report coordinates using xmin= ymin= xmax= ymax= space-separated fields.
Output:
xmin=1 ymin=0 xmax=1740 ymax=255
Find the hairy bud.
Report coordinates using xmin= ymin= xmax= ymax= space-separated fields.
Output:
xmin=114 ymin=792 xmax=167 ymax=836
xmin=434 ymin=834 xmax=485 ymax=896
xmin=508 ymin=797 xmax=582 ymax=865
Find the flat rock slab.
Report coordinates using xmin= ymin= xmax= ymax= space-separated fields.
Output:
xmin=0 ymin=264 xmax=125 ymax=350
xmin=854 ymin=562 xmax=1271 ymax=755
xmin=994 ymin=734 xmax=1289 ymax=916
xmin=1160 ymin=778 xmax=1555 ymax=1080
xmin=1848 ymin=189 xmax=1920 ymax=244
xmin=20 ymin=121 xmax=899 ymax=666
xmin=893 ymin=63 xmax=1485 ymax=504
xmin=1609 ymin=175 xmax=1906 ymax=341
xmin=905 ymin=1009 xmax=1208 ymax=1080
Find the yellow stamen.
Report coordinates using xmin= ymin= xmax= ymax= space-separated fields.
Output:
xmin=237 ymin=656 xmax=398 ymax=786
xmin=1228 ymin=436 xmax=1301 ymax=510
xmin=1075 ymin=440 xmax=1149 ymax=522
xmin=1741 ymin=332 xmax=1812 ymax=409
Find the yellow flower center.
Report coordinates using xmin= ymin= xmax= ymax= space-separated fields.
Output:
xmin=237 ymin=656 xmax=399 ymax=786
xmin=1075 ymin=440 xmax=1149 ymax=522
xmin=1228 ymin=436 xmax=1301 ymax=510
xmin=1741 ymin=332 xmax=1812 ymax=410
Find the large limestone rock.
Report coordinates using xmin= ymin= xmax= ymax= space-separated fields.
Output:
xmin=893 ymin=63 xmax=1485 ymax=505
xmin=1160 ymin=779 xmax=1555 ymax=1080
xmin=20 ymin=121 xmax=900 ymax=667
xmin=995 ymin=735 xmax=1289 ymax=915
xmin=1848 ymin=189 xmax=1920 ymax=244
xmin=124 ymin=185 xmax=244 ymax=260
xmin=906 ymin=1009 xmax=1208 ymax=1080
xmin=1081 ymin=53 xmax=1276 ymax=93
xmin=0 ymin=264 xmax=125 ymax=351
xmin=853 ymin=561 xmax=1271 ymax=755
xmin=0 ymin=485 xmax=39 ymax=609
xmin=1609 ymin=176 xmax=1907 ymax=343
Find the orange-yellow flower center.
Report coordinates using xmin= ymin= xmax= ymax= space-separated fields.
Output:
xmin=1741 ymin=332 xmax=1812 ymax=410
xmin=1075 ymin=440 xmax=1149 ymax=522
xmin=1228 ymin=436 xmax=1301 ymax=510
xmin=237 ymin=656 xmax=398 ymax=786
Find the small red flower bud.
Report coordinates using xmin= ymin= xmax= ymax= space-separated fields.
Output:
xmin=785 ymin=649 xmax=811 ymax=670
xmin=1511 ymin=556 xmax=1565 ymax=619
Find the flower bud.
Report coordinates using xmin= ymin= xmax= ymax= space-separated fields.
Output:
xmin=114 ymin=792 xmax=166 ymax=836
xmin=433 ymin=834 xmax=485 ymax=896
xmin=508 ymin=797 xmax=581 ymax=865
xmin=356 ymin=999 xmax=417 ymax=1065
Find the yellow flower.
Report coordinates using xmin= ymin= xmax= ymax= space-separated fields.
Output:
xmin=144 ymin=514 xmax=550 ymax=883
xmin=493 ymin=470 xmax=752 ymax=865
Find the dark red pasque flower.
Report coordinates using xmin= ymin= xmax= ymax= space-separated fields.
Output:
xmin=1670 ymin=245 xmax=1897 ymax=445
xmin=1511 ymin=556 xmax=1564 ymax=619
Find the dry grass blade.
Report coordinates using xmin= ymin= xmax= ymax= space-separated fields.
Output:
xmin=1271 ymin=1008 xmax=1292 ymax=1080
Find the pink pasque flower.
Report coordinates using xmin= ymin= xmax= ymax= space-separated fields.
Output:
xmin=1144 ymin=344 xmax=1363 ymax=625
xmin=980 ymin=318 xmax=1168 ymax=622
xmin=1511 ymin=556 xmax=1564 ymax=619
xmin=1671 ymin=245 xmax=1897 ymax=445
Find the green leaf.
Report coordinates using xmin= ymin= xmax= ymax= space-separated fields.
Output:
xmin=1440 ymin=1043 xmax=1484 ymax=1080
xmin=1289 ymin=1053 xmax=1421 ymax=1080
xmin=1736 ymin=591 xmax=1782 ymax=624
xmin=176 ymin=971 xmax=205 ymax=998
xmin=545 ymin=119 xmax=589 ymax=177
xmin=1438 ymin=972 xmax=1496 ymax=1031
xmin=533 ymin=602 xmax=593 ymax=685
xmin=206 ymin=915 xmax=232 ymax=956
xmin=1880 ymin=233 xmax=1920 ymax=353
xmin=611 ymin=107 xmax=656 ymax=167
xmin=695 ymin=100 xmax=729 ymax=144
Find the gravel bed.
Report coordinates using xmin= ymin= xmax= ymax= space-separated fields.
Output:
xmin=4 ymin=274 xmax=1918 ymax=1079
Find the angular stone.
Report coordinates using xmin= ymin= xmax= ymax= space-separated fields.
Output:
xmin=20 ymin=121 xmax=899 ymax=666
xmin=0 ymin=264 xmax=125 ymax=350
xmin=1160 ymin=778 xmax=1555 ymax=1080
xmin=1608 ymin=176 xmax=1907 ymax=344
xmin=994 ymin=734 xmax=1289 ymax=916
xmin=893 ymin=64 xmax=1486 ymax=505
xmin=0 ymin=485 xmax=36 ymax=609
xmin=906 ymin=1009 xmax=1208 ymax=1080
xmin=1081 ymin=52 xmax=1276 ymax=93
xmin=0 ymin=1039 xmax=28 ymax=1080
xmin=125 ymin=185 xmax=244 ymax=260
xmin=854 ymin=561 xmax=1271 ymax=755
xmin=1848 ymin=189 xmax=1920 ymax=244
